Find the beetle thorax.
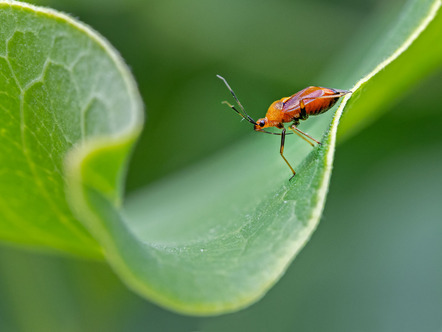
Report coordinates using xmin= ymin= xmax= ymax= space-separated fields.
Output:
xmin=265 ymin=100 xmax=284 ymax=123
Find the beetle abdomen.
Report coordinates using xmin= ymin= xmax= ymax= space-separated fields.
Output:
xmin=306 ymin=96 xmax=339 ymax=115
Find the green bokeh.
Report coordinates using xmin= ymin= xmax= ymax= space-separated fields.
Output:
xmin=1 ymin=0 xmax=441 ymax=330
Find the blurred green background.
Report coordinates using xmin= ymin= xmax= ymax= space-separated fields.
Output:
xmin=1 ymin=0 xmax=441 ymax=331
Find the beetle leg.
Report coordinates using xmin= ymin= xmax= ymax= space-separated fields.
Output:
xmin=280 ymin=128 xmax=296 ymax=178
xmin=289 ymin=124 xmax=321 ymax=146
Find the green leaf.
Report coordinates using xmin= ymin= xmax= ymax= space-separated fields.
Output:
xmin=0 ymin=1 xmax=143 ymax=256
xmin=69 ymin=0 xmax=442 ymax=315
xmin=335 ymin=0 xmax=442 ymax=141
xmin=0 ymin=0 xmax=441 ymax=316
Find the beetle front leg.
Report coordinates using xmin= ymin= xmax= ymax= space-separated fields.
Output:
xmin=280 ymin=128 xmax=296 ymax=179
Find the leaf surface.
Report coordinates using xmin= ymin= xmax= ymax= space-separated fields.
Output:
xmin=0 ymin=1 xmax=143 ymax=256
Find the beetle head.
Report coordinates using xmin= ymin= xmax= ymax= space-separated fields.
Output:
xmin=254 ymin=117 xmax=268 ymax=130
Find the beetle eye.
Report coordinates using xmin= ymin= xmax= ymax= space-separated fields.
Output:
xmin=259 ymin=120 xmax=265 ymax=127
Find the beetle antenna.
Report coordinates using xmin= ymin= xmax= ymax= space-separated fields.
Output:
xmin=221 ymin=101 xmax=246 ymax=120
xmin=217 ymin=75 xmax=257 ymax=125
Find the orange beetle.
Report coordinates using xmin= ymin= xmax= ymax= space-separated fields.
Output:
xmin=217 ymin=75 xmax=351 ymax=179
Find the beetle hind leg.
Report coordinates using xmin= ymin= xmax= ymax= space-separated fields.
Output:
xmin=289 ymin=124 xmax=321 ymax=146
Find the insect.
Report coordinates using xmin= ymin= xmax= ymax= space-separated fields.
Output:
xmin=217 ymin=75 xmax=351 ymax=179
